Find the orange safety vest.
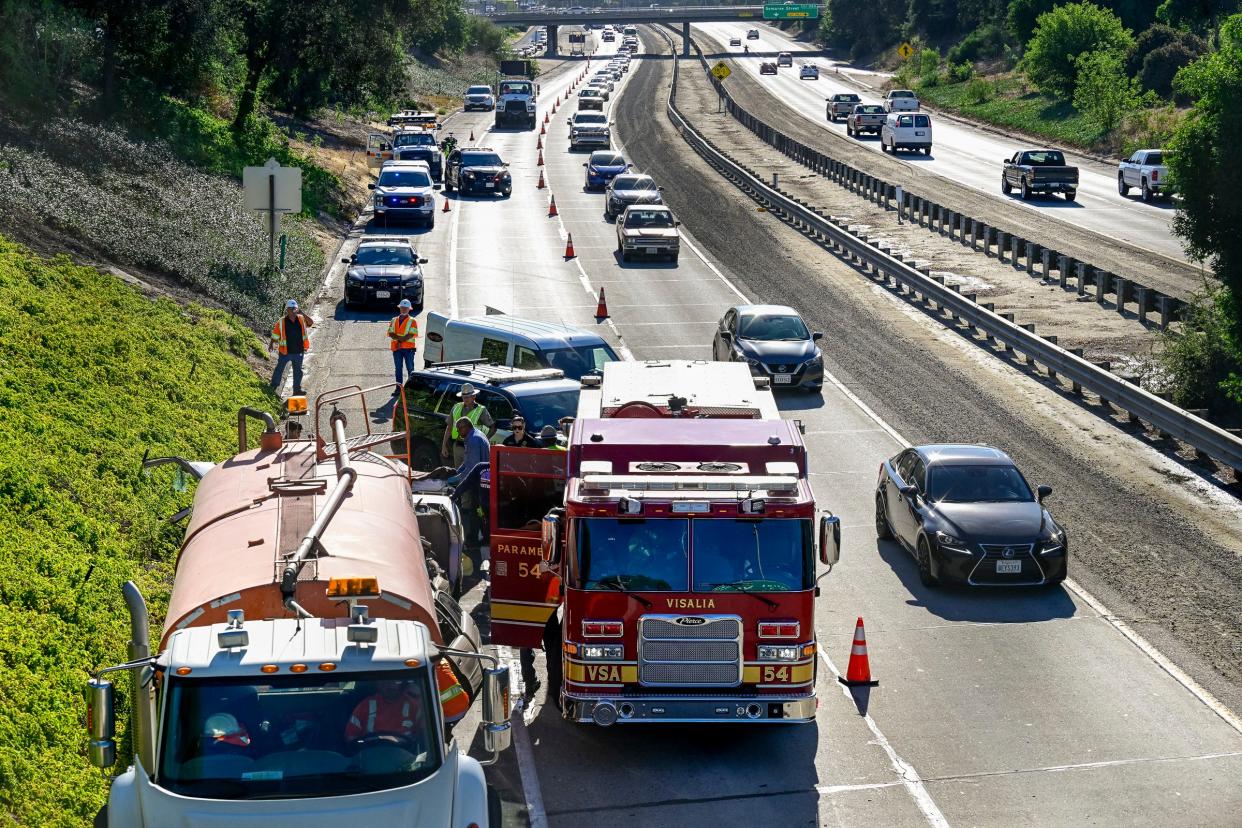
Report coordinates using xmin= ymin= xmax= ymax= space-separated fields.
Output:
xmin=344 ymin=692 xmax=422 ymax=740
xmin=271 ymin=315 xmax=310 ymax=356
xmin=437 ymin=660 xmax=470 ymax=723
xmin=389 ymin=315 xmax=419 ymax=351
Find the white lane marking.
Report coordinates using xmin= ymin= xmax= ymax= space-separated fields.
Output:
xmin=819 ymin=649 xmax=951 ymax=827
xmin=448 ymin=193 xmax=462 ymax=318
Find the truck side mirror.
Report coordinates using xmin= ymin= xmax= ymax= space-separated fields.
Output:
xmin=541 ymin=508 xmax=565 ymax=566
xmin=818 ymin=513 xmax=841 ymax=567
xmin=86 ymin=677 xmax=117 ymax=769
xmin=481 ymin=666 xmax=512 ymax=759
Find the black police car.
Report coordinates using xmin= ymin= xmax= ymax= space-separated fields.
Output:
xmin=443 ymin=148 xmax=512 ymax=197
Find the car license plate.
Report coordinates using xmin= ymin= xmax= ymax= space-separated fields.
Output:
xmin=485 ymin=182 xmax=494 ymax=188
xmin=646 ymin=247 xmax=659 ymax=255
xmin=915 ymin=131 xmax=925 ymax=136
xmin=375 ymin=290 xmax=391 ymax=299
xmin=774 ymin=374 xmax=792 ymax=384
xmin=996 ymin=560 xmax=1022 ymax=574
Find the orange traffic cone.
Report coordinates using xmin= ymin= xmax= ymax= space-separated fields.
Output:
xmin=540 ymin=123 xmax=546 ymax=135
xmin=537 ymin=149 xmax=544 ymax=166
xmin=537 ymin=134 xmax=543 ymax=150
xmin=838 ymin=617 xmax=879 ymax=687
xmin=548 ymin=195 xmax=558 ymax=217
xmin=469 ymin=129 xmax=475 ymax=142
xmin=544 ymin=112 xmax=549 ymax=124
xmin=594 ymin=287 xmax=609 ymax=319
xmin=537 ymin=169 xmax=546 ymax=189
xmin=442 ymin=197 xmax=451 ymax=213
xmin=564 ymin=233 xmax=576 ymax=259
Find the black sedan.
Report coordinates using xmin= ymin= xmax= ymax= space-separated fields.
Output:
xmin=711 ymin=304 xmax=823 ymax=392
xmin=443 ymin=148 xmax=512 ymax=197
xmin=875 ymin=445 xmax=1067 ymax=588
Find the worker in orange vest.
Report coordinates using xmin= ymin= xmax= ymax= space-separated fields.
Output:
xmin=344 ymin=679 xmax=426 ymax=744
xmin=388 ymin=299 xmax=419 ymax=386
xmin=437 ymin=660 xmax=470 ymax=726
xmin=270 ymin=299 xmax=314 ymax=395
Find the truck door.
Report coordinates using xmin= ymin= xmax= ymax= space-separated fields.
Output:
xmin=489 ymin=446 xmax=566 ymax=647
xmin=366 ymin=133 xmax=392 ymax=169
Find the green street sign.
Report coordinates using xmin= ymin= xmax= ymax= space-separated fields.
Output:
xmin=763 ymin=3 xmax=820 ymax=19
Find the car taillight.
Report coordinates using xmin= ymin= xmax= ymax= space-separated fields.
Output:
xmin=1151 ymin=170 xmax=1159 ymax=181
xmin=758 ymin=620 xmax=800 ymax=638
xmin=494 ymin=173 xmax=504 ymax=182
xmin=582 ymin=619 xmax=624 ymax=637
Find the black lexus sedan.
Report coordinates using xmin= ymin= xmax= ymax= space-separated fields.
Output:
xmin=443 ymin=147 xmax=512 ymax=197
xmin=711 ymin=304 xmax=824 ymax=392
xmin=875 ymin=445 xmax=1067 ymax=588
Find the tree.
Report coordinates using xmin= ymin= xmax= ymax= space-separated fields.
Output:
xmin=1022 ymin=2 xmax=1134 ymax=97
xmin=1006 ymin=0 xmax=1056 ymax=43
xmin=1169 ymin=12 xmax=1242 ymax=339
xmin=1072 ymin=49 xmax=1143 ymax=133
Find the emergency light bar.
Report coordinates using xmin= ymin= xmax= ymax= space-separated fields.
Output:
xmin=583 ymin=474 xmax=799 ymax=494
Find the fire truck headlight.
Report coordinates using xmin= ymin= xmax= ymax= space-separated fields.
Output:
xmin=581 ymin=645 xmax=624 ymax=661
xmin=757 ymin=645 xmax=800 ymax=662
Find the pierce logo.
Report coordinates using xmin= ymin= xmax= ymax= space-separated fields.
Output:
xmin=675 ymin=616 xmax=707 ymax=626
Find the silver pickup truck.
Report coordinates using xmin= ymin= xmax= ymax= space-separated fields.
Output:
xmin=826 ymin=93 xmax=862 ymax=122
xmin=847 ymin=104 xmax=886 ymax=137
xmin=1117 ymin=149 xmax=1170 ymax=202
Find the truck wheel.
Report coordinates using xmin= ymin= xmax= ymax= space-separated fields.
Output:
xmin=1001 ymin=178 xmax=1012 ymax=195
xmin=1064 ymin=190 xmax=1077 ymax=202
xmin=1141 ymin=180 xmax=1152 ymax=203
xmin=881 ymin=139 xmax=889 ymax=154
xmin=1117 ymin=174 xmax=1130 ymax=197
xmin=846 ymin=123 xmax=854 ymax=136
xmin=1021 ymin=180 xmax=1032 ymax=200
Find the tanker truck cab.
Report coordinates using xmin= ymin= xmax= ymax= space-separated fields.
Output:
xmin=488 ymin=361 xmax=841 ymax=726
xmin=86 ymin=391 xmax=512 ymax=827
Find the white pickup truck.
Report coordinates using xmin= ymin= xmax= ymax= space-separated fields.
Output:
xmin=1117 ymin=149 xmax=1170 ymax=202
xmin=884 ymin=89 xmax=920 ymax=112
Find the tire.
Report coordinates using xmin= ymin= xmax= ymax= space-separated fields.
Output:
xmin=924 ymin=145 xmax=932 ymax=155
xmin=1064 ymin=190 xmax=1077 ymax=202
xmin=1021 ymin=180 xmax=1032 ymax=201
xmin=376 ymin=212 xmax=387 ymax=227
xmin=621 ymin=251 xmax=630 ymax=262
xmin=916 ymin=537 xmax=940 ymax=587
xmin=881 ymin=139 xmax=890 ymax=154
xmin=846 ymin=124 xmax=854 ymax=137
xmin=1141 ymin=180 xmax=1152 ymax=203
xmin=875 ymin=494 xmax=893 ymax=540
xmin=544 ymin=618 xmax=563 ymax=711
xmin=426 ymin=214 xmax=435 ymax=229
xmin=1001 ymin=178 xmax=1012 ymax=195
xmin=1118 ymin=174 xmax=1130 ymax=197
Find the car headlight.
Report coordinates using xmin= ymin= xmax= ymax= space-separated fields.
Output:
xmin=346 ymin=273 xmax=363 ymax=284
xmin=1040 ymin=529 xmax=1066 ymax=554
xmin=743 ymin=356 xmax=763 ymax=369
xmin=580 ymin=644 xmax=623 ymax=661
xmin=806 ymin=353 xmax=823 ymax=367
xmin=464 ymin=171 xmax=475 ymax=178
xmin=935 ymin=530 xmax=970 ymax=551
xmin=757 ymin=645 xmax=799 ymax=661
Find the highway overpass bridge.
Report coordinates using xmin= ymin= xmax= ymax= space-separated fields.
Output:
xmin=480 ymin=5 xmax=824 ymax=55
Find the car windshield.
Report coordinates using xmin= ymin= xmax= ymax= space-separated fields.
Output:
xmin=612 ymin=175 xmax=654 ymax=190
xmin=514 ymin=388 xmax=581 ymax=429
xmin=462 ymin=152 xmax=503 ymax=166
xmin=925 ymin=464 xmax=1034 ymax=503
xmin=466 ymin=86 xmax=491 ymax=95
xmin=738 ymin=313 xmax=810 ymax=341
xmin=692 ymin=519 xmax=813 ymax=592
xmin=580 ymin=89 xmax=600 ymax=96
xmin=834 ymin=95 xmax=859 ymax=102
xmin=393 ymin=133 xmax=435 ymax=147
xmin=859 ymin=105 xmax=884 ymax=114
xmin=624 ymin=209 xmax=675 ymax=228
xmin=576 ymin=114 xmax=607 ymax=124
xmin=378 ymin=170 xmax=431 ymax=187
xmin=591 ymin=153 xmax=625 ymax=167
xmin=354 ymin=246 xmax=414 ymax=266
xmin=892 ymin=90 xmax=915 ymax=98
xmin=1024 ymin=151 xmax=1066 ymax=165
xmin=577 ymin=518 xmax=689 ymax=591
xmin=541 ymin=344 xmax=619 ymax=378
xmin=157 ymin=670 xmax=441 ymax=800
xmin=499 ymin=82 xmax=531 ymax=95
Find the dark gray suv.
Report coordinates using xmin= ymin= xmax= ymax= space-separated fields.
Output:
xmin=875 ymin=444 xmax=1067 ymax=588
xmin=711 ymin=304 xmax=823 ymax=392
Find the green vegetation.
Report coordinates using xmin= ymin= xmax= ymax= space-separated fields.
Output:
xmin=0 ymin=234 xmax=277 ymax=825
xmin=1021 ymin=2 xmax=1134 ymax=97
xmin=915 ymin=74 xmax=1107 ymax=147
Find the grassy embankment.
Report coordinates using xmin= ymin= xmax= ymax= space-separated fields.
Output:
xmin=0 ymin=235 xmax=277 ymax=825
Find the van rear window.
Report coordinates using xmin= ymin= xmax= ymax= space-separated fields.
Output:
xmin=914 ymin=115 xmax=930 ymax=128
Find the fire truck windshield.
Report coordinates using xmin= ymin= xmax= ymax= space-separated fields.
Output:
xmin=575 ymin=518 xmax=815 ymax=593
xmin=157 ymin=671 xmax=441 ymax=800
xmin=692 ymin=519 xmax=814 ymax=592
xmin=577 ymin=518 xmax=689 ymax=591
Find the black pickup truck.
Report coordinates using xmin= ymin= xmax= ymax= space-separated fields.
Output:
xmin=1001 ymin=149 xmax=1079 ymax=202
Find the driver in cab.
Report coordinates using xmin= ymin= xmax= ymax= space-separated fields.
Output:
xmin=345 ymin=679 xmax=424 ymax=743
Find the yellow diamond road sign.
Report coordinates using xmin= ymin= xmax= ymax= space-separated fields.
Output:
xmin=712 ymin=61 xmax=732 ymax=81
xmin=898 ymin=42 xmax=914 ymax=60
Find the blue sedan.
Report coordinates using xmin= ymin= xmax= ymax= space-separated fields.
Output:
xmin=584 ymin=151 xmax=630 ymax=190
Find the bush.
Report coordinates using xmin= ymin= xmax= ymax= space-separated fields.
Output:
xmin=1141 ymin=41 xmax=1202 ymax=99
xmin=966 ymin=76 xmax=995 ymax=102
xmin=948 ymin=23 xmax=1009 ymax=63
xmin=1073 ymin=49 xmax=1144 ymax=134
xmin=1157 ymin=287 xmax=1242 ymax=427
xmin=949 ymin=60 xmax=976 ymax=82
xmin=0 ymin=235 xmax=277 ymax=824
xmin=1022 ymin=2 xmax=1135 ymax=98
xmin=1007 ymin=0 xmax=1057 ymax=43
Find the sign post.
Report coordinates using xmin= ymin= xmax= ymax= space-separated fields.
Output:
xmin=710 ymin=62 xmax=731 ymax=113
xmin=243 ymin=158 xmax=302 ymax=272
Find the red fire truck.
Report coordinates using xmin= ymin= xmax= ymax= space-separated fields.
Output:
xmin=488 ymin=361 xmax=840 ymax=726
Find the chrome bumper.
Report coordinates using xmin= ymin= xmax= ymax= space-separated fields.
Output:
xmin=563 ymin=694 xmax=816 ymax=726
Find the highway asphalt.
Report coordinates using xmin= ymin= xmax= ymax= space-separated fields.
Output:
xmin=295 ymin=33 xmax=1242 ymax=828
xmin=692 ymin=22 xmax=1187 ymax=265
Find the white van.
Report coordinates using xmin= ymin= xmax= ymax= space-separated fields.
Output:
xmin=424 ymin=312 xmax=620 ymax=379
xmin=881 ymin=112 xmax=933 ymax=155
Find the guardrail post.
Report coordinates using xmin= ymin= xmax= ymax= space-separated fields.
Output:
xmin=1041 ymin=248 xmax=1052 ymax=280
xmin=1044 ymin=335 xmax=1059 ymax=380
xmin=1010 ymin=235 xmax=1023 ymax=267
xmin=1026 ymin=242 xmax=1037 ymax=276
xmin=1020 ymin=324 xmax=1037 ymax=363
xmin=1001 ymin=313 xmax=1015 ymax=352
xmin=1070 ymin=348 xmax=1084 ymax=395
xmin=1058 ymin=255 xmax=1071 ymax=288
xmin=1135 ymin=287 xmax=1149 ymax=324
xmin=920 ymin=199 xmax=929 ymax=227
xmin=1159 ymin=295 xmax=1175 ymax=330
xmin=1076 ymin=262 xmax=1090 ymax=295
xmin=1096 ymin=270 xmax=1110 ymax=305
xmin=970 ymin=219 xmax=979 ymax=250
xmin=1115 ymin=278 xmax=1130 ymax=315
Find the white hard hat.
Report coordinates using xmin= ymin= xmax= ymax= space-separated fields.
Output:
xmin=286 ymin=299 xmax=299 ymax=309
xmin=398 ymin=299 xmax=413 ymax=309
xmin=203 ymin=712 xmax=243 ymax=738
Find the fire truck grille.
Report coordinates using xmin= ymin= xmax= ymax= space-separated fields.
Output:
xmin=639 ymin=615 xmax=742 ymax=687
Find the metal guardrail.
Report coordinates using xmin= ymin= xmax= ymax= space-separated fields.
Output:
xmin=653 ymin=27 xmax=1242 ymax=476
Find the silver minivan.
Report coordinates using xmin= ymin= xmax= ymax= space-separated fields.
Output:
xmin=881 ymin=112 xmax=933 ymax=155
xmin=424 ymin=312 xmax=619 ymax=379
